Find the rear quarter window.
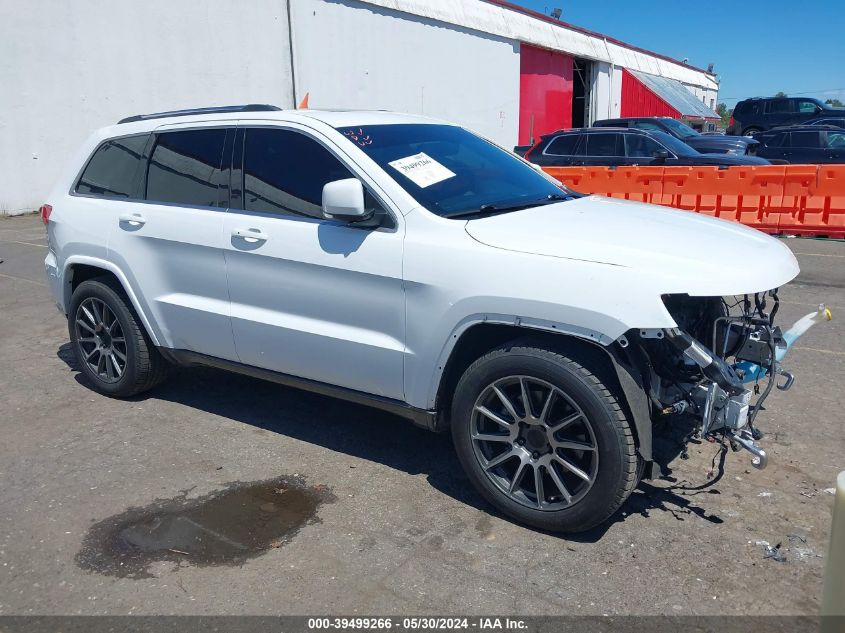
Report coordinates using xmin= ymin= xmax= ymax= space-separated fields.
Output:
xmin=544 ymin=135 xmax=579 ymax=156
xmin=75 ymin=134 xmax=150 ymax=198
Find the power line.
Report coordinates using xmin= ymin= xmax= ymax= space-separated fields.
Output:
xmin=720 ymin=87 xmax=845 ymax=100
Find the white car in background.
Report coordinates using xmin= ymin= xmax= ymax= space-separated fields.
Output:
xmin=42 ymin=105 xmax=820 ymax=533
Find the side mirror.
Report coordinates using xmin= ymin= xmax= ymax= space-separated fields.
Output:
xmin=653 ymin=150 xmax=670 ymax=161
xmin=322 ymin=178 xmax=370 ymax=222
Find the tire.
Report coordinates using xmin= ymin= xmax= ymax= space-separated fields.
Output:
xmin=451 ymin=340 xmax=638 ymax=533
xmin=68 ymin=277 xmax=169 ymax=397
xmin=743 ymin=127 xmax=762 ymax=137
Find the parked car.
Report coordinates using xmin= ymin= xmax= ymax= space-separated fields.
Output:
xmin=521 ymin=128 xmax=770 ymax=167
xmin=803 ymin=117 xmax=845 ymax=129
xmin=46 ymin=105 xmax=811 ymax=533
xmin=753 ymin=125 xmax=845 ymax=163
xmin=593 ymin=117 xmax=759 ymax=155
xmin=726 ymin=97 xmax=845 ymax=136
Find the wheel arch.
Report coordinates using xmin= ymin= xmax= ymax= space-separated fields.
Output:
xmin=63 ymin=256 xmax=162 ymax=347
xmin=433 ymin=321 xmax=652 ymax=465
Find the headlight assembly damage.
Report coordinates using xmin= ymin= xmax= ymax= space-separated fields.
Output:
xmin=623 ymin=293 xmax=831 ymax=471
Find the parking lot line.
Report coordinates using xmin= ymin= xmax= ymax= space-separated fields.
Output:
xmin=0 ymin=271 xmax=46 ymax=286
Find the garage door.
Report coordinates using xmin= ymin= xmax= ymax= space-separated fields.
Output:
xmin=519 ymin=44 xmax=573 ymax=145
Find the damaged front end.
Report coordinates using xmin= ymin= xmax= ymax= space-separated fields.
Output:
xmin=624 ymin=293 xmax=831 ymax=470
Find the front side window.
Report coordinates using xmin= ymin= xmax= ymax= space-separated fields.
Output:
xmin=76 ymin=134 xmax=149 ymax=198
xmin=335 ymin=124 xmax=566 ymax=218
xmin=825 ymin=132 xmax=845 ymax=148
xmin=146 ymin=129 xmax=227 ymax=207
xmin=797 ymin=99 xmax=821 ymax=113
xmin=242 ymin=128 xmax=355 ymax=219
xmin=624 ymin=134 xmax=663 ymax=158
xmin=544 ymin=135 xmax=579 ymax=156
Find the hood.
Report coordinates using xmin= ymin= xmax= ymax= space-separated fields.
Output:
xmin=685 ymin=135 xmax=758 ymax=153
xmin=464 ymin=195 xmax=799 ymax=297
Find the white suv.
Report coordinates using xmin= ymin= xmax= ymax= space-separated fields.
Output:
xmin=43 ymin=105 xmax=817 ymax=533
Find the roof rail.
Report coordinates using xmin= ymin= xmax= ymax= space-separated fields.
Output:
xmin=117 ymin=104 xmax=282 ymax=124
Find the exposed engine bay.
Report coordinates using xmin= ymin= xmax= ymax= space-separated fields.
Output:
xmin=622 ymin=292 xmax=831 ymax=471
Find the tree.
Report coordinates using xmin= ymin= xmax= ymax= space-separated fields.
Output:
xmin=774 ymin=91 xmax=788 ymax=97
xmin=825 ymin=98 xmax=844 ymax=107
xmin=716 ymin=103 xmax=732 ymax=128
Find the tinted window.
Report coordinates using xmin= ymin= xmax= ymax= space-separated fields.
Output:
xmin=76 ymin=135 xmax=149 ymax=198
xmin=336 ymin=124 xmax=566 ymax=218
xmin=242 ymin=128 xmax=356 ymax=218
xmin=766 ymin=99 xmax=792 ymax=114
xmin=584 ymin=133 xmax=621 ymax=156
xmin=789 ymin=131 xmax=821 ymax=148
xmin=624 ymin=134 xmax=664 ymax=158
xmin=544 ymin=135 xmax=579 ymax=156
xmin=759 ymin=133 xmax=784 ymax=147
xmin=146 ymin=129 xmax=227 ymax=207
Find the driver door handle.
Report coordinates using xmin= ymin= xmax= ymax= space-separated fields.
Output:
xmin=231 ymin=228 xmax=269 ymax=242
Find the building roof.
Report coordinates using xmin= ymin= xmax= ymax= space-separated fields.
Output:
xmin=629 ymin=70 xmax=720 ymax=119
xmin=358 ymin=0 xmax=718 ymax=91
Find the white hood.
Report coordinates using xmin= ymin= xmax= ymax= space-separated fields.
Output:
xmin=464 ymin=195 xmax=799 ymax=297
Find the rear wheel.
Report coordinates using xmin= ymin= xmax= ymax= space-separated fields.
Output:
xmin=451 ymin=341 xmax=638 ymax=533
xmin=68 ymin=278 xmax=169 ymax=397
xmin=743 ymin=127 xmax=762 ymax=137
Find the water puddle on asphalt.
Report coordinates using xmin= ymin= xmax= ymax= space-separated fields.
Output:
xmin=76 ymin=476 xmax=334 ymax=578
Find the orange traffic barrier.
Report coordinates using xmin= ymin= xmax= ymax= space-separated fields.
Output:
xmin=542 ymin=164 xmax=845 ymax=238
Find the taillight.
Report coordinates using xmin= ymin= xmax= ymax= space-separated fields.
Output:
xmin=40 ymin=204 xmax=52 ymax=225
xmin=728 ymin=115 xmax=735 ymax=127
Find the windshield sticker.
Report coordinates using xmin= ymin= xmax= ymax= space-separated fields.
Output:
xmin=388 ymin=152 xmax=456 ymax=188
xmin=343 ymin=128 xmax=373 ymax=147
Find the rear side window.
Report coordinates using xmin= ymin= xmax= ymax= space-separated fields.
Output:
xmin=544 ymin=135 xmax=579 ymax=156
xmin=242 ymin=128 xmax=354 ymax=218
xmin=765 ymin=99 xmax=792 ymax=114
xmin=759 ymin=133 xmax=784 ymax=147
xmin=584 ymin=133 xmax=621 ymax=156
xmin=789 ymin=131 xmax=821 ymax=148
xmin=75 ymin=134 xmax=149 ymax=198
xmin=146 ymin=129 xmax=228 ymax=207
xmin=624 ymin=134 xmax=663 ymax=158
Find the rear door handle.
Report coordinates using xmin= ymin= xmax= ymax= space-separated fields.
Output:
xmin=118 ymin=213 xmax=146 ymax=226
xmin=231 ymin=228 xmax=269 ymax=242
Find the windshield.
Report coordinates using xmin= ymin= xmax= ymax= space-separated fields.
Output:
xmin=660 ymin=118 xmax=698 ymax=139
xmin=648 ymin=130 xmax=700 ymax=156
xmin=336 ymin=124 xmax=567 ymax=218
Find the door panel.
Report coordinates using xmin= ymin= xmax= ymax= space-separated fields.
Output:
xmin=108 ymin=125 xmax=237 ymax=360
xmin=223 ymin=126 xmax=405 ymax=399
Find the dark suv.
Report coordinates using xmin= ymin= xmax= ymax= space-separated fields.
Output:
xmin=753 ymin=126 xmax=845 ymax=164
xmin=727 ymin=97 xmax=845 ymax=136
xmin=594 ymin=117 xmax=759 ymax=155
xmin=522 ymin=128 xmax=770 ymax=167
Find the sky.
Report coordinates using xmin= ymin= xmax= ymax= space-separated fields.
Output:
xmin=512 ymin=0 xmax=845 ymax=108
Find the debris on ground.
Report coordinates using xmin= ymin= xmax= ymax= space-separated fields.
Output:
xmin=825 ymin=488 xmax=837 ymax=495
xmin=764 ymin=543 xmax=787 ymax=562
xmin=758 ymin=491 xmax=772 ymax=497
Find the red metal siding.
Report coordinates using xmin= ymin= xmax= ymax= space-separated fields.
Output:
xmin=518 ymin=44 xmax=573 ymax=145
xmin=620 ymin=69 xmax=682 ymax=119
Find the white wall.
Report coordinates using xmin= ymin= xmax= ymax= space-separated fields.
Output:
xmin=290 ymin=0 xmax=521 ymax=149
xmin=0 ymin=0 xmax=294 ymax=215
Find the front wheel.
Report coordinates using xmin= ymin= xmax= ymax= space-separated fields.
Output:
xmin=451 ymin=342 xmax=638 ymax=533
